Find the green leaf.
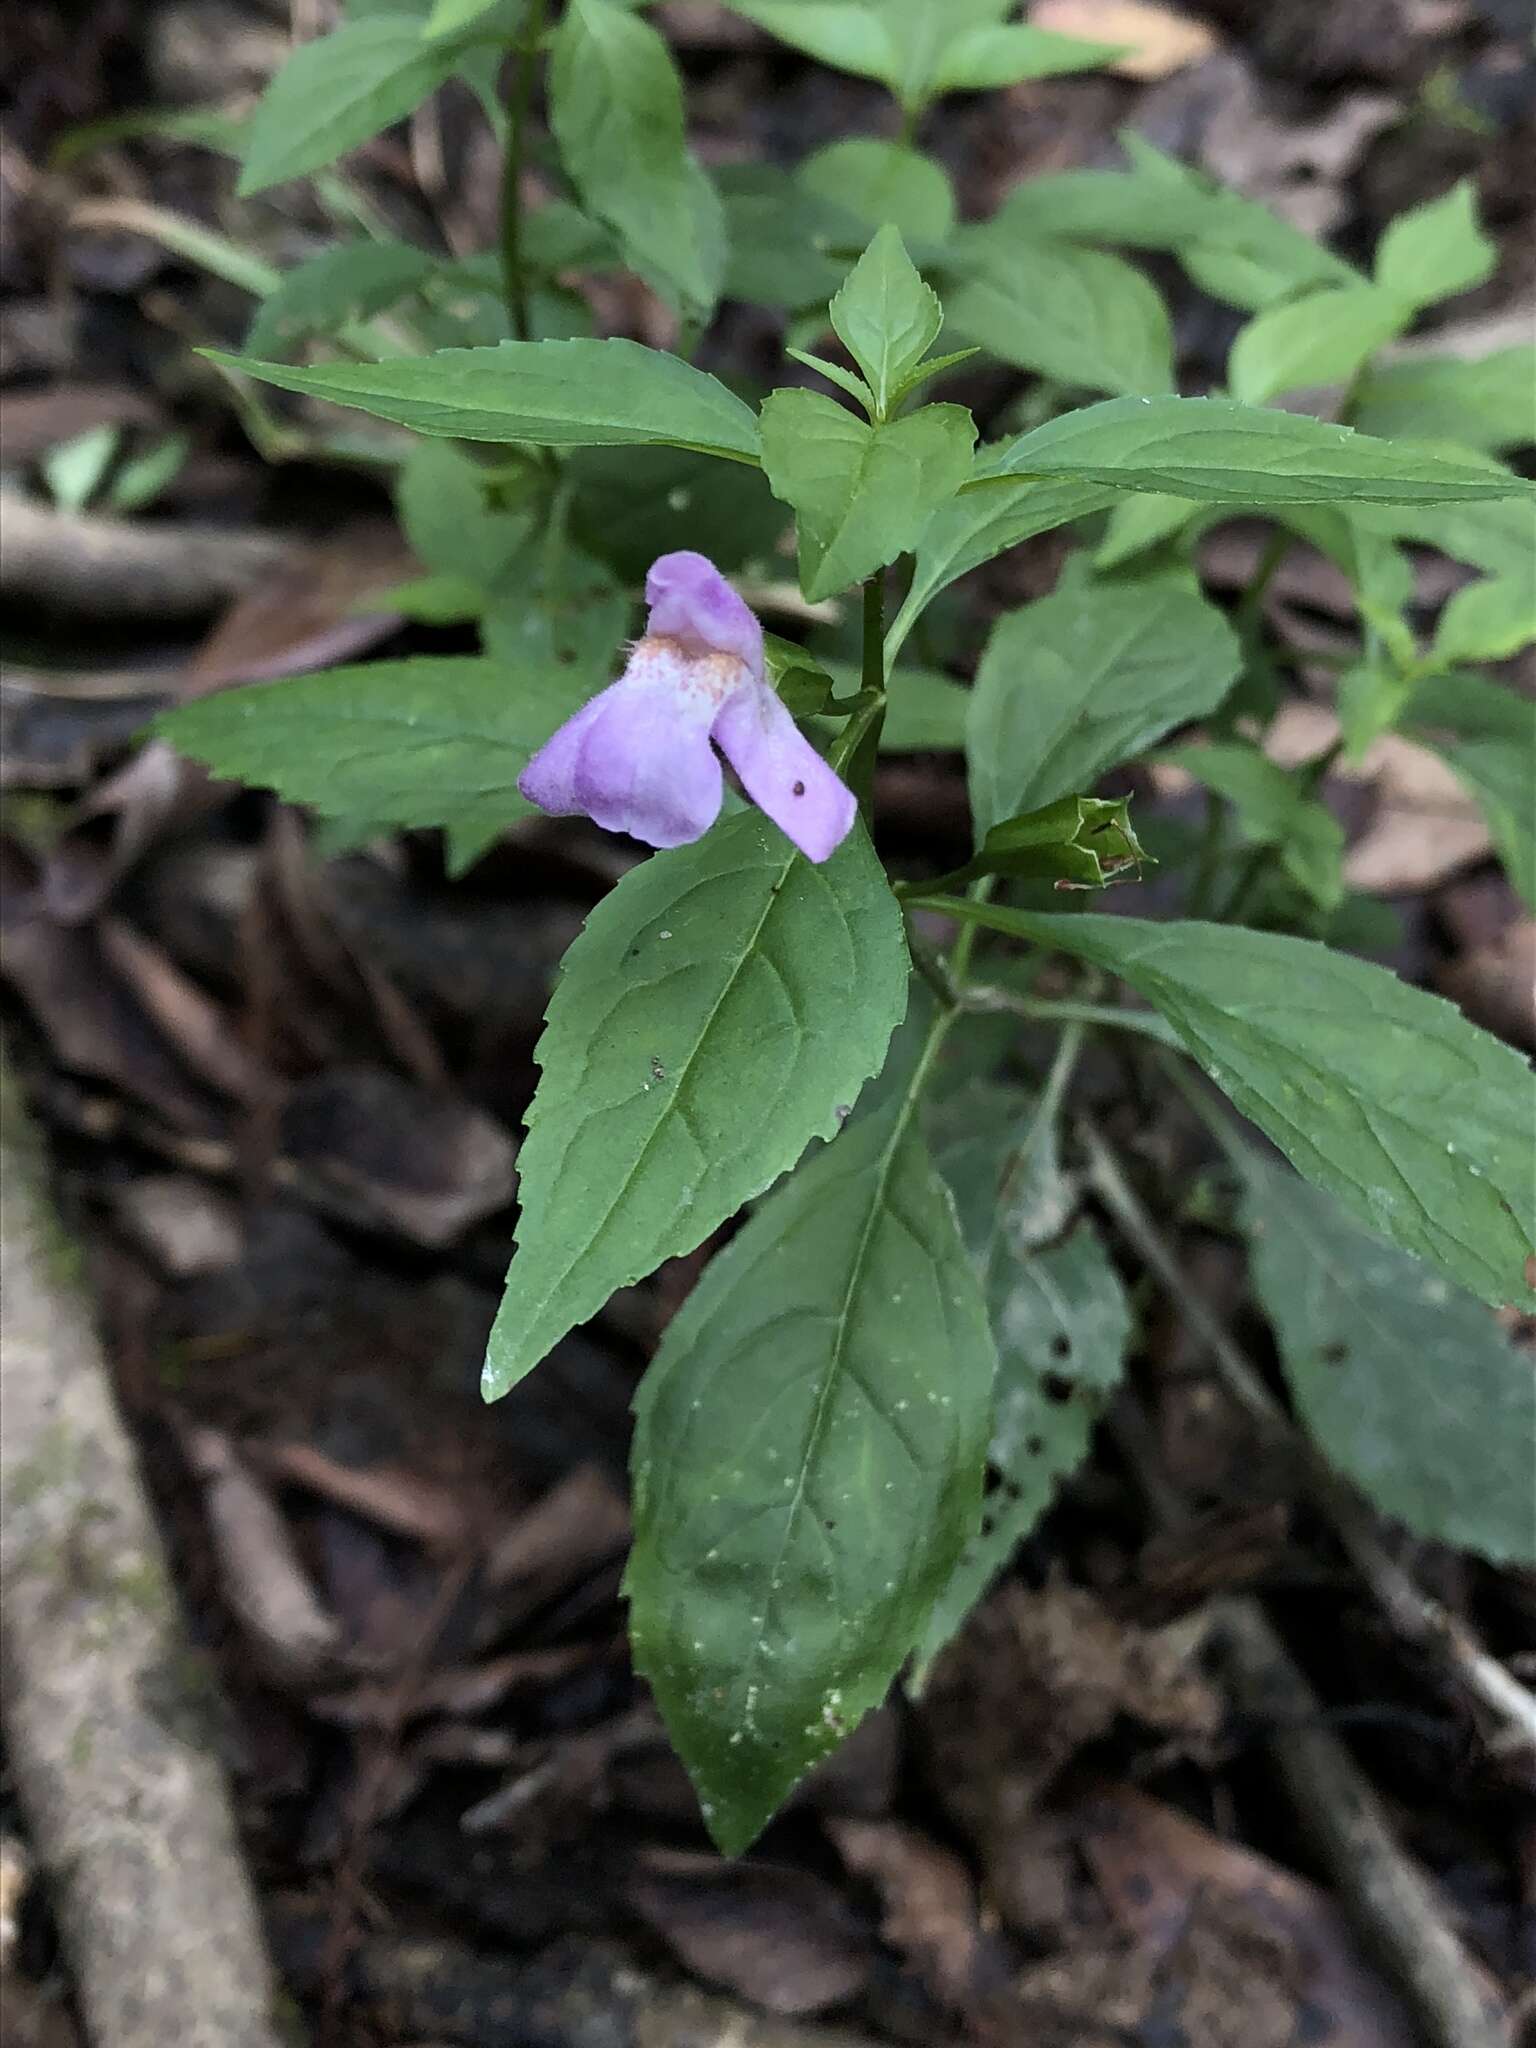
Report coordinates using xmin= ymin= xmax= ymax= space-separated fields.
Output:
xmin=484 ymin=813 xmax=910 ymax=1399
xmin=42 ymin=425 xmax=119 ymax=512
xmin=723 ymin=1 xmax=898 ymax=94
xmin=1240 ymin=1153 xmax=1535 ymax=1563
xmin=1093 ymin=491 xmax=1200 ymax=569
xmin=917 ymin=1080 xmax=1127 ymax=1671
xmin=1448 ymin=742 xmax=1536 ymax=910
xmin=759 ymin=389 xmax=975 ymax=601
xmin=815 ymin=662 xmax=970 ymax=750
xmin=718 ymin=164 xmax=861 ymax=309
xmin=395 ymin=437 xmax=529 ymax=586
xmin=238 ymin=15 xmax=470 ymax=195
xmin=246 ymin=239 xmax=436 ymax=358
xmin=1163 ymin=743 xmax=1345 ymax=911
xmin=156 ymin=657 xmax=585 ymax=838
xmin=566 ymin=444 xmax=786 ymax=580
xmin=1431 ymin=575 xmax=1536 ymax=666
xmin=987 ymin=137 xmax=1358 ymax=310
xmin=106 ymin=431 xmax=190 ymax=514
xmin=970 ymin=396 xmax=1533 ymax=506
xmin=1375 ymin=179 xmax=1496 ymax=311
xmin=830 ymin=226 xmax=944 ymax=419
xmin=948 ymin=240 xmax=1174 ymax=398
xmin=928 ymin=20 xmax=1119 ymax=95
xmin=931 ymin=794 xmax=1150 ymax=894
xmin=627 ymin=1073 xmax=995 ymax=1854
xmin=366 ymin=571 xmax=486 ymax=621
xmin=895 ymin=479 xmax=1116 ymax=639
xmin=198 ymin=339 xmax=763 ymax=461
xmin=1416 ymin=712 xmax=1536 ymax=913
xmin=1355 ymin=481 xmax=1536 ymax=583
xmin=798 ymin=138 xmax=956 ymax=246
xmin=911 ymin=904 xmax=1536 ymax=1310
xmin=1337 ymin=660 xmax=1411 ymax=761
xmin=422 ymin=0 xmax=506 ymax=34
xmin=1351 ymin=348 xmax=1536 ymax=454
xmin=480 ymin=545 xmax=629 ymax=683
xmin=914 ymin=1211 xmax=1128 ymax=1673
xmin=967 ymin=578 xmax=1241 ymax=837
xmin=1228 ymin=284 xmax=1411 ymax=406
xmin=549 ymin=0 xmax=724 ymax=316
xmin=726 ymin=0 xmax=1110 ymax=114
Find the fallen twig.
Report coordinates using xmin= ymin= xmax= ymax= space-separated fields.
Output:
xmin=0 ymin=488 xmax=291 ymax=619
xmin=0 ymin=1061 xmax=283 ymax=2048
xmin=1082 ymin=1116 xmax=1536 ymax=1762
xmin=1086 ymin=1126 xmax=1516 ymax=2048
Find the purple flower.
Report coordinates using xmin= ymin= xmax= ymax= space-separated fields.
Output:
xmin=517 ymin=551 xmax=856 ymax=863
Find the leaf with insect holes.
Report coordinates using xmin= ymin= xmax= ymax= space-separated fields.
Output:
xmin=627 ymin=1080 xmax=995 ymax=1854
xmin=759 ymin=389 xmax=975 ymax=601
xmin=483 ymin=812 xmax=910 ymax=1399
xmin=914 ymin=1172 xmax=1128 ymax=1677
xmin=910 ymin=904 xmax=1536 ymax=1311
xmin=1240 ymin=1152 xmax=1536 ymax=1563
xmin=967 ymin=577 xmax=1241 ymax=838
xmin=199 ymin=339 xmax=762 ymax=461
xmin=830 ymin=226 xmax=943 ymax=419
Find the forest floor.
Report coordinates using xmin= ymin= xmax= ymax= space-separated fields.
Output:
xmin=1 ymin=3 xmax=1533 ymax=2045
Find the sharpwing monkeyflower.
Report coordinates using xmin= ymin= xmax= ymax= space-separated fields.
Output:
xmin=517 ymin=550 xmax=856 ymax=863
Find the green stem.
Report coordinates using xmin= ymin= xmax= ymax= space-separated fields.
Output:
xmin=500 ymin=0 xmax=548 ymax=343
xmin=844 ymin=573 xmax=888 ymax=814
xmin=966 ymin=990 xmax=1184 ymax=1049
xmin=1237 ymin=527 xmax=1291 ymax=643
xmin=1210 ymin=840 xmax=1273 ymax=927
xmin=1185 ymin=789 xmax=1228 ymax=919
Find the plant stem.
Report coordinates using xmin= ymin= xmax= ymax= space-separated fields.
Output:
xmin=1236 ymin=526 xmax=1291 ymax=643
xmin=965 ymin=988 xmax=1185 ymax=1048
xmin=844 ymin=573 xmax=888 ymax=814
xmin=1185 ymin=789 xmax=1228 ymax=918
xmin=500 ymin=0 xmax=548 ymax=343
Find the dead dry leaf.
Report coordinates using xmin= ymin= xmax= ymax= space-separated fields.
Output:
xmin=1074 ymin=1782 xmax=1419 ymax=2047
xmin=826 ymin=1817 xmax=987 ymax=2012
xmin=920 ymin=1577 xmax=1221 ymax=1936
xmin=109 ymin=1174 xmax=244 ymax=1279
xmin=1031 ymin=0 xmax=1217 ymax=78
xmin=254 ymin=1438 xmax=473 ymax=1553
xmin=1439 ymin=917 xmax=1536 ymax=1051
xmin=626 ymin=1847 xmax=876 ymax=2017
xmin=277 ymin=1064 xmax=516 ymax=1248
xmin=180 ymin=1424 xmax=351 ymax=1690
xmin=1264 ymin=702 xmax=1494 ymax=894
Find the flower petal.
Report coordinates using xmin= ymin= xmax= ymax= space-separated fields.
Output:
xmin=645 ymin=550 xmax=764 ymax=675
xmin=712 ymin=679 xmax=856 ymax=864
xmin=518 ymin=645 xmax=724 ymax=851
